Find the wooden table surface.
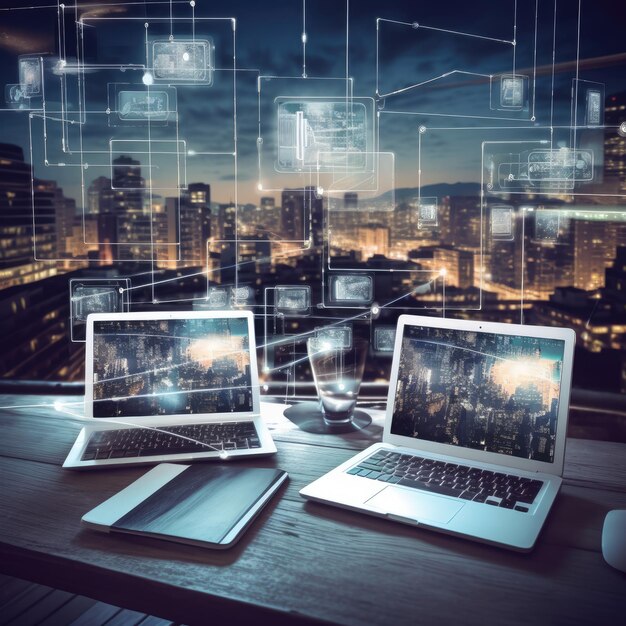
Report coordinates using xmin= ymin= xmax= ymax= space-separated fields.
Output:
xmin=0 ymin=393 xmax=625 ymax=626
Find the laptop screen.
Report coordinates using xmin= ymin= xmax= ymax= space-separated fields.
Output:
xmin=390 ymin=324 xmax=566 ymax=463
xmin=91 ymin=317 xmax=253 ymax=418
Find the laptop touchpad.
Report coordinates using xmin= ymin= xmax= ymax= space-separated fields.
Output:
xmin=366 ymin=486 xmax=464 ymax=524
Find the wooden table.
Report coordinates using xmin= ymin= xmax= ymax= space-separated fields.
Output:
xmin=0 ymin=393 xmax=625 ymax=625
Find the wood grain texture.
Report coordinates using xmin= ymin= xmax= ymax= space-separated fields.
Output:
xmin=1 ymin=394 xmax=626 ymax=626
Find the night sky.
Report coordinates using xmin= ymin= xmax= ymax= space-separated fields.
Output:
xmin=0 ymin=0 xmax=624 ymax=205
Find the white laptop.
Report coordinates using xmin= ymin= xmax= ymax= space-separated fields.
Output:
xmin=301 ymin=315 xmax=575 ymax=551
xmin=63 ymin=310 xmax=276 ymax=469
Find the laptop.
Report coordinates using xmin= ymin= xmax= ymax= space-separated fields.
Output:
xmin=63 ymin=310 xmax=276 ymax=469
xmin=300 ymin=315 xmax=575 ymax=551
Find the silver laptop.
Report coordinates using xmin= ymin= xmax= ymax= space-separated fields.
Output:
xmin=63 ymin=310 xmax=276 ymax=469
xmin=301 ymin=315 xmax=575 ymax=551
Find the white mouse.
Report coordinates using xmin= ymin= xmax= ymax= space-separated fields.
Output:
xmin=602 ymin=509 xmax=626 ymax=573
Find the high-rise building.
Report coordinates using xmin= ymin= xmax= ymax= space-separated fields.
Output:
xmin=280 ymin=187 xmax=310 ymax=241
xmin=281 ymin=188 xmax=306 ymax=241
xmin=111 ymin=155 xmax=150 ymax=261
xmin=218 ymin=203 xmax=237 ymax=242
xmin=187 ymin=183 xmax=211 ymax=267
xmin=305 ymin=186 xmax=324 ymax=249
xmin=87 ymin=176 xmax=115 ymax=215
xmin=433 ymin=246 xmax=474 ymax=289
xmin=393 ymin=202 xmax=418 ymax=242
xmin=255 ymin=196 xmax=280 ymax=239
xmin=328 ymin=192 xmax=359 ymax=250
xmin=33 ymin=179 xmax=75 ymax=259
xmin=86 ymin=176 xmax=116 ymax=263
xmin=448 ymin=196 xmax=481 ymax=249
xmin=164 ymin=183 xmax=212 ymax=269
xmin=572 ymin=219 xmax=619 ymax=290
xmin=258 ymin=196 xmax=279 ymax=236
xmin=605 ymin=246 xmax=626 ymax=298
xmin=0 ymin=143 xmax=57 ymax=289
xmin=604 ymin=91 xmax=626 ymax=193
xmin=357 ymin=223 xmax=390 ymax=259
xmin=238 ymin=234 xmax=271 ymax=282
xmin=70 ymin=215 xmax=99 ymax=260
xmin=523 ymin=235 xmax=573 ymax=299
xmin=488 ymin=212 xmax=524 ymax=296
xmin=159 ymin=196 xmax=180 ymax=268
xmin=29 ymin=180 xmax=56 ymax=261
xmin=0 ymin=271 xmax=84 ymax=380
xmin=216 ymin=203 xmax=237 ymax=284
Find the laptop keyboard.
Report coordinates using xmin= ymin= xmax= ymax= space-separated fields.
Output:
xmin=81 ymin=422 xmax=261 ymax=461
xmin=347 ymin=450 xmax=543 ymax=513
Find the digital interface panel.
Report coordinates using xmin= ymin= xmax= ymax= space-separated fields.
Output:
xmin=491 ymin=206 xmax=514 ymax=240
xmin=275 ymin=285 xmax=310 ymax=315
xmin=314 ymin=325 xmax=352 ymax=349
xmin=74 ymin=287 xmax=121 ymax=322
xmin=418 ymin=197 xmax=438 ymax=229
xmin=374 ymin=326 xmax=396 ymax=352
xmin=527 ymin=149 xmax=594 ymax=186
xmin=152 ymin=40 xmax=213 ymax=83
xmin=18 ymin=57 xmax=41 ymax=95
xmin=329 ymin=275 xmax=373 ymax=304
xmin=92 ymin=317 xmax=253 ymax=418
xmin=277 ymin=100 xmax=368 ymax=172
xmin=206 ymin=289 xmax=229 ymax=308
xmin=534 ymin=210 xmax=561 ymax=243
xmin=586 ymin=89 xmax=602 ymax=126
xmin=117 ymin=90 xmax=171 ymax=122
xmin=391 ymin=325 xmax=565 ymax=463
xmin=500 ymin=75 xmax=525 ymax=108
xmin=70 ymin=279 xmax=131 ymax=342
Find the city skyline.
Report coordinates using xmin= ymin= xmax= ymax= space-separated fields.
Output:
xmin=92 ymin=317 xmax=253 ymax=417
xmin=0 ymin=0 xmax=625 ymax=397
xmin=391 ymin=326 xmax=565 ymax=462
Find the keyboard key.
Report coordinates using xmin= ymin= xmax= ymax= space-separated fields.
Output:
xmin=370 ymin=452 xmax=387 ymax=461
xmin=357 ymin=462 xmax=384 ymax=472
xmin=398 ymin=478 xmax=457 ymax=497
xmin=515 ymin=505 xmax=530 ymax=513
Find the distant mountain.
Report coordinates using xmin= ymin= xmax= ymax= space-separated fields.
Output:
xmin=376 ymin=182 xmax=481 ymax=204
